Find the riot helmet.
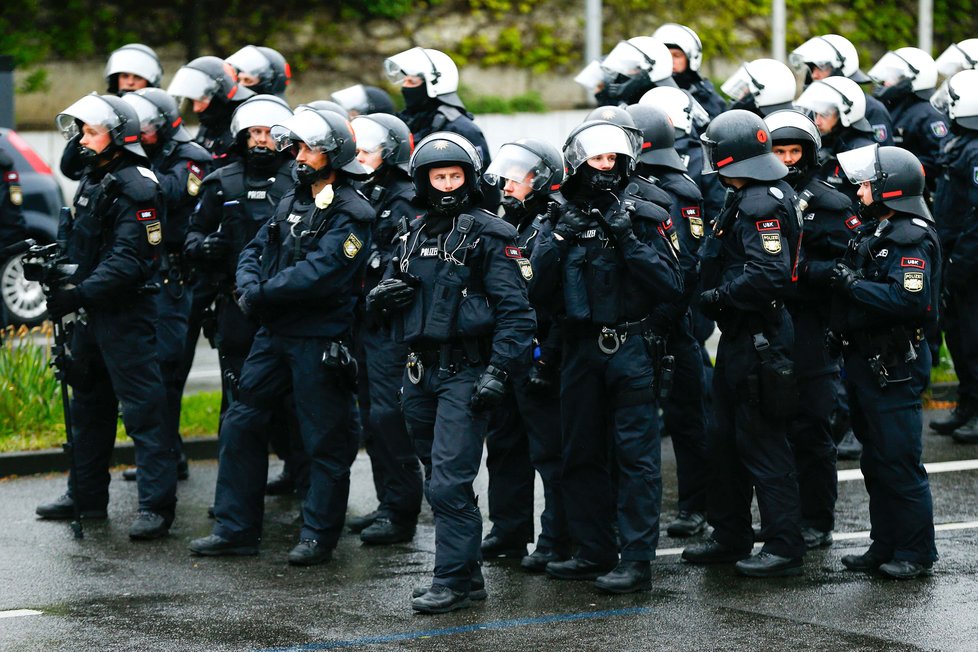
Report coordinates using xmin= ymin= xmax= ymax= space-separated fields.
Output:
xmin=638 ymin=86 xmax=710 ymax=136
xmin=295 ymin=100 xmax=351 ymax=119
xmin=936 ymin=39 xmax=978 ymax=79
xmin=721 ymin=58 xmax=796 ymax=115
xmin=483 ymin=138 xmax=564 ymax=209
xmin=226 ymin=45 xmax=291 ymax=97
xmin=600 ymin=36 xmax=677 ymax=103
xmin=653 ymin=23 xmax=703 ymax=72
xmin=789 ymin=34 xmax=870 ymax=83
xmin=764 ymin=109 xmax=821 ymax=183
xmin=331 ymin=84 xmax=396 ymax=116
xmin=271 ymin=109 xmax=366 ymax=184
xmin=230 ymin=94 xmax=294 ymax=170
xmin=168 ymin=55 xmax=254 ymax=121
xmin=351 ymin=113 xmax=414 ymax=174
xmin=700 ymin=109 xmax=787 ymax=181
xmin=56 ymin=93 xmax=147 ymax=161
xmin=838 ymin=144 xmax=931 ymax=220
xmin=105 ymin=43 xmax=163 ymax=94
xmin=384 ymin=47 xmax=464 ymax=111
xmin=122 ymin=88 xmax=192 ymax=149
xmin=869 ymin=47 xmax=939 ymax=104
xmin=625 ymin=104 xmax=686 ymax=171
xmin=794 ymin=76 xmax=872 ymax=134
xmin=931 ymin=69 xmax=978 ymax=131
xmin=409 ymin=132 xmax=483 ymax=215
xmin=562 ymin=120 xmax=640 ymax=193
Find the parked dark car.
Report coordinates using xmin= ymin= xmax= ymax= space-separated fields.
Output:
xmin=0 ymin=127 xmax=64 ymax=325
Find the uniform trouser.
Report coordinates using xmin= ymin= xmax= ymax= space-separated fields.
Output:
xmin=846 ymin=345 xmax=937 ymax=565
xmin=560 ymin=333 xmax=661 ymax=565
xmin=402 ymin=363 xmax=487 ymax=593
xmin=214 ymin=295 xmax=308 ymax=494
xmin=360 ymin=324 xmax=422 ymax=524
xmin=788 ymin=304 xmax=839 ymax=532
xmin=708 ymin=323 xmax=805 ymax=559
xmin=515 ymin=373 xmax=569 ymax=553
xmin=943 ymin=282 xmax=978 ymax=405
xmin=156 ymin=282 xmax=192 ymax=463
xmin=660 ymin=321 xmax=709 ymax=514
xmin=213 ymin=328 xmax=359 ymax=546
xmin=354 ymin=328 xmax=384 ymax=504
xmin=69 ymin=306 xmax=177 ymax=517
xmin=485 ymin=391 xmax=535 ymax=544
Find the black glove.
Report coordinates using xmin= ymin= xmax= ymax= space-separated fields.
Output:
xmin=236 ymin=287 xmax=257 ymax=317
xmin=825 ymin=329 xmax=843 ymax=359
xmin=470 ymin=364 xmax=509 ymax=412
xmin=527 ymin=359 xmax=556 ymax=395
xmin=828 ymin=262 xmax=859 ymax=294
xmin=698 ymin=288 xmax=723 ymax=320
xmin=607 ymin=73 xmax=653 ymax=103
xmin=553 ymin=205 xmax=591 ymax=240
xmin=45 ymin=287 xmax=83 ymax=318
xmin=366 ymin=278 xmax=416 ymax=315
xmin=200 ymin=232 xmax=232 ymax=261
xmin=604 ymin=205 xmax=633 ymax=240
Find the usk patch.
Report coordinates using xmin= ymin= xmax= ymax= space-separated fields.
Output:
xmin=756 ymin=219 xmax=780 ymax=232
xmin=504 ymin=246 xmax=522 ymax=259
xmin=145 ymin=222 xmax=162 ymax=246
xmin=903 ymin=271 xmax=924 ymax=292
xmin=136 ymin=208 xmax=157 ymax=221
xmin=845 ymin=215 xmax=862 ymax=230
xmin=343 ymin=233 xmax=363 ymax=259
xmin=517 ymin=258 xmax=533 ymax=280
xmin=901 ymin=257 xmax=926 ymax=270
xmin=761 ymin=232 xmax=782 ymax=254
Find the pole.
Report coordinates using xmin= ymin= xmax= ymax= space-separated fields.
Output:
xmin=0 ymin=56 xmax=14 ymax=129
xmin=772 ymin=0 xmax=786 ymax=61
xmin=919 ymin=0 xmax=933 ymax=54
xmin=585 ymin=0 xmax=602 ymax=104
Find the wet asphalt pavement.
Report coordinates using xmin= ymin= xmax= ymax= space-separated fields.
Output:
xmin=3 ymin=408 xmax=978 ymax=651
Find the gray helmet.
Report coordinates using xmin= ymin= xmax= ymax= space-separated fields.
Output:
xmin=331 ymin=84 xmax=396 ymax=115
xmin=123 ymin=88 xmax=192 ymax=143
xmin=270 ymin=109 xmax=366 ymax=177
xmin=700 ymin=109 xmax=787 ymax=181
xmin=837 ymin=144 xmax=931 ymax=220
xmin=168 ymin=56 xmax=254 ymax=105
xmin=226 ymin=45 xmax=291 ymax=97
xmin=764 ymin=109 xmax=822 ymax=170
xmin=230 ymin=94 xmax=294 ymax=138
xmin=105 ymin=43 xmax=163 ymax=94
xmin=55 ymin=93 xmax=147 ymax=159
xmin=351 ymin=113 xmax=413 ymax=173
xmin=625 ymin=104 xmax=686 ymax=171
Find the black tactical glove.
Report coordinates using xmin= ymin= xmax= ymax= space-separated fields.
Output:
xmin=470 ymin=364 xmax=509 ymax=412
xmin=829 ymin=262 xmax=859 ymax=294
xmin=45 ymin=287 xmax=83 ymax=318
xmin=200 ymin=231 xmax=232 ymax=261
xmin=604 ymin=204 xmax=633 ymax=240
xmin=607 ymin=73 xmax=653 ymax=103
xmin=366 ymin=278 xmax=416 ymax=315
xmin=527 ymin=359 xmax=556 ymax=395
xmin=553 ymin=205 xmax=591 ymax=240
xmin=698 ymin=287 xmax=724 ymax=320
xmin=825 ymin=329 xmax=844 ymax=359
xmin=236 ymin=286 xmax=259 ymax=317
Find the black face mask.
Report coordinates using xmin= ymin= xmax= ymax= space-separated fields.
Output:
xmin=674 ymin=68 xmax=699 ymax=89
xmin=427 ymin=186 xmax=469 ymax=216
xmin=402 ymin=84 xmax=432 ymax=112
xmin=581 ymin=164 xmax=622 ymax=193
xmin=873 ymin=79 xmax=913 ymax=107
xmin=860 ymin=200 xmax=890 ymax=221
xmin=198 ymin=100 xmax=230 ymax=129
xmin=500 ymin=195 xmax=524 ymax=212
xmin=296 ymin=162 xmax=329 ymax=186
xmin=730 ymin=95 xmax=763 ymax=116
xmin=78 ymin=145 xmax=101 ymax=162
xmin=247 ymin=146 xmax=279 ymax=174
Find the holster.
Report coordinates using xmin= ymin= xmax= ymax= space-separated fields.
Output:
xmin=752 ymin=330 xmax=798 ymax=419
xmin=322 ymin=340 xmax=358 ymax=391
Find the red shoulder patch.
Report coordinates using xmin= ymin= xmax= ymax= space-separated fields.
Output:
xmin=664 ymin=218 xmax=673 ymax=229
xmin=4 ymin=171 xmax=18 ymax=182
xmin=504 ymin=245 xmax=523 ymax=259
xmin=755 ymin=219 xmax=781 ymax=232
xmin=187 ymin=162 xmax=203 ymax=176
xmin=845 ymin=215 xmax=862 ymax=230
xmin=681 ymin=206 xmax=701 ymax=219
xmin=901 ymin=257 xmax=926 ymax=270
xmin=136 ymin=208 xmax=157 ymax=222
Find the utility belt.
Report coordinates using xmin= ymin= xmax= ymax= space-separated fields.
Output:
xmin=843 ymin=327 xmax=922 ymax=389
xmin=406 ymin=337 xmax=488 ymax=384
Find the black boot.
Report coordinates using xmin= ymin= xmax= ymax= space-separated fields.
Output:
xmin=952 ymin=414 xmax=978 ymax=443
xmin=346 ymin=510 xmax=380 ymax=534
xmin=836 ymin=429 xmax=862 ymax=460
xmin=931 ymin=402 xmax=976 ymax=435
xmin=735 ymin=551 xmax=803 ymax=577
xmin=841 ymin=549 xmax=888 ymax=572
xmin=287 ymin=538 xmax=332 ymax=566
xmin=521 ymin=547 xmax=569 ymax=573
xmin=594 ymin=560 xmax=652 ymax=593
xmin=265 ymin=469 xmax=295 ymax=496
xmin=35 ymin=494 xmax=107 ymax=520
xmin=360 ymin=517 xmax=416 ymax=544
xmin=481 ymin=534 xmax=528 ymax=559
xmin=411 ymin=585 xmax=471 ymax=614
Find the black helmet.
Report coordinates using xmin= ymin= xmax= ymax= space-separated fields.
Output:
xmin=331 ymin=84 xmax=396 ymax=115
xmin=123 ymin=88 xmax=193 ymax=143
xmin=585 ymin=105 xmax=636 ymax=127
xmin=483 ymin=137 xmax=565 ymax=202
xmin=409 ymin=132 xmax=483 ymax=213
xmin=351 ymin=113 xmax=413 ymax=174
xmin=226 ymin=45 xmax=291 ymax=98
xmin=270 ymin=109 xmax=366 ymax=177
xmin=55 ymin=93 xmax=147 ymax=159
xmin=562 ymin=120 xmax=640 ymax=193
xmin=167 ymin=56 xmax=254 ymax=105
xmin=837 ymin=144 xmax=931 ymax=220
xmin=700 ymin=109 xmax=787 ymax=181
xmin=295 ymin=100 xmax=350 ymax=120
xmin=625 ymin=104 xmax=686 ymax=171
xmin=763 ymin=109 xmax=821 ymax=177
xmin=104 ymin=43 xmax=163 ymax=94
xmin=230 ymin=94 xmax=294 ymax=138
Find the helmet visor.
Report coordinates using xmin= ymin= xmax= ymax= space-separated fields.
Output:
xmin=230 ymin=96 xmax=294 ymax=136
xmin=168 ymin=67 xmax=219 ymax=101
xmin=837 ymin=144 xmax=881 ymax=184
xmin=227 ymin=46 xmax=271 ymax=79
xmin=55 ymin=95 xmax=122 ymax=140
xmin=794 ymin=82 xmax=845 ymax=119
xmin=565 ymin=123 xmax=637 ymax=171
xmin=332 ymin=85 xmax=370 ymax=113
xmin=574 ymin=60 xmax=608 ymax=90
xmin=788 ymin=38 xmax=839 ymax=72
xmin=384 ymin=48 xmax=433 ymax=84
xmin=936 ymin=43 xmax=977 ymax=78
xmin=270 ymin=111 xmax=340 ymax=154
xmin=601 ymin=41 xmax=649 ymax=76
xmin=720 ymin=64 xmax=758 ymax=101
xmin=351 ymin=116 xmax=393 ymax=154
xmin=930 ymin=80 xmax=952 ymax=113
xmin=868 ymin=52 xmax=913 ymax=86
xmin=105 ymin=48 xmax=161 ymax=84
xmin=484 ymin=143 xmax=560 ymax=192
xmin=121 ymin=93 xmax=166 ymax=135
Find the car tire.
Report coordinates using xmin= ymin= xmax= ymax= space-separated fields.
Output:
xmin=1 ymin=250 xmax=48 ymax=327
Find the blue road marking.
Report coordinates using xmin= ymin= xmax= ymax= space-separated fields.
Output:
xmin=257 ymin=606 xmax=653 ymax=651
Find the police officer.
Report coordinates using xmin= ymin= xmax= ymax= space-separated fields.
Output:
xmin=795 ymin=77 xmax=878 ymax=204
xmin=625 ymin=103 xmax=710 ymax=538
xmin=226 ymin=45 xmax=291 ymax=99
xmin=789 ymin=34 xmax=895 ymax=146
xmin=594 ymin=36 xmax=677 ymax=106
xmin=936 ymin=39 xmax=978 ymax=80
xmin=35 ymin=94 xmax=176 ymax=540
xmin=766 ymin=109 xmax=859 ymax=549
xmin=681 ymin=110 xmax=806 ymax=577
xmin=529 ymin=120 xmax=683 ymax=592
xmin=366 ymin=132 xmax=535 ymax=613
xmin=348 ymin=112 xmax=423 ymax=545
xmin=118 ymin=88 xmax=212 ymax=483
xmin=653 ymin=23 xmax=727 ymax=119
xmin=720 ymin=58 xmax=796 ymax=116
xmin=831 ymin=144 xmax=940 ymax=579
xmin=183 ymin=95 xmax=302 ymax=495
xmin=928 ymin=70 xmax=978 ymax=439
xmin=188 ymin=108 xmax=374 ymax=564
xmin=481 ymin=138 xmax=571 ymax=568
xmin=0 ymin=135 xmax=27 ymax=327
xmin=331 ymin=84 xmax=396 ymax=117
xmin=168 ymin=56 xmax=255 ymax=167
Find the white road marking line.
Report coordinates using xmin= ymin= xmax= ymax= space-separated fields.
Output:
xmin=838 ymin=458 xmax=978 ymax=482
xmin=0 ymin=609 xmax=42 ymax=619
xmin=656 ymin=520 xmax=978 ymax=557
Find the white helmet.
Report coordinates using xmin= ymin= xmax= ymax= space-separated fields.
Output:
xmin=638 ymin=86 xmax=710 ymax=136
xmin=935 ymin=39 xmax=978 ymax=78
xmin=794 ymin=77 xmax=871 ymax=131
xmin=789 ymin=34 xmax=870 ymax=82
xmin=721 ymin=58 xmax=797 ymax=114
xmin=384 ymin=47 xmax=461 ymax=104
xmin=653 ymin=23 xmax=703 ymax=72
xmin=574 ymin=59 xmax=610 ymax=90
xmin=600 ymin=36 xmax=676 ymax=86
xmin=931 ymin=69 xmax=978 ymax=130
xmin=868 ymin=47 xmax=939 ymax=92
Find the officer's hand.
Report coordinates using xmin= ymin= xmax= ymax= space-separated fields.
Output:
xmin=553 ymin=205 xmax=591 ymax=240
xmin=470 ymin=364 xmax=509 ymax=412
xmin=825 ymin=329 xmax=843 ymax=359
xmin=200 ymin=232 xmax=232 ymax=261
xmin=698 ymin=288 xmax=724 ymax=320
xmin=607 ymin=74 xmax=653 ymax=102
xmin=236 ymin=288 xmax=255 ymax=317
xmin=366 ymin=278 xmax=416 ymax=315
xmin=604 ymin=206 xmax=633 ymax=240
xmin=527 ymin=359 xmax=556 ymax=395
xmin=45 ymin=287 xmax=83 ymax=319
xmin=829 ymin=262 xmax=859 ymax=294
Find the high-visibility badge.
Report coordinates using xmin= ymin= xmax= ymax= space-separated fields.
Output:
xmin=761 ymin=232 xmax=782 ymax=254
xmin=517 ymin=258 xmax=533 ymax=280
xmin=343 ymin=233 xmax=362 ymax=259
xmin=187 ymin=162 xmax=203 ymax=197
xmin=146 ymin=222 xmax=162 ymax=246
xmin=9 ymin=184 xmax=22 ymax=206
xmin=904 ymin=271 xmax=924 ymax=292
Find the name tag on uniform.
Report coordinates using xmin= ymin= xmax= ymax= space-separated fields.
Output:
xmin=247 ymin=190 xmax=267 ymax=200
xmin=287 ymin=213 xmax=302 ymax=224
xmin=581 ymin=228 xmax=598 ymax=239
xmin=420 ymin=246 xmax=439 ymax=257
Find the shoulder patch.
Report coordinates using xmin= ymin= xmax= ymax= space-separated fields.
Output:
xmin=903 ymin=271 xmax=924 ymax=292
xmin=504 ymin=245 xmax=522 ymax=259
xmin=911 ymin=218 xmax=930 ymax=228
xmin=973 ymin=166 xmax=978 ymax=186
xmin=343 ymin=233 xmax=363 ymax=259
xmin=760 ymin=232 xmax=782 ymax=254
xmin=756 ymin=219 xmax=781 ymax=232
xmin=8 ymin=183 xmax=23 ymax=206
xmin=516 ymin=257 xmax=533 ymax=280
xmin=136 ymin=208 xmax=157 ymax=222
xmin=930 ymin=121 xmax=949 ymax=138
xmin=845 ymin=215 xmax=862 ymax=230
xmin=136 ymin=166 xmax=159 ymax=184
xmin=901 ymin=257 xmax=926 ymax=270
xmin=768 ymin=186 xmax=784 ymax=200
xmin=4 ymin=171 xmax=18 ymax=183
xmin=145 ymin=222 xmax=162 ymax=246
xmin=187 ymin=162 xmax=204 ymax=197
xmin=872 ymin=124 xmax=888 ymax=143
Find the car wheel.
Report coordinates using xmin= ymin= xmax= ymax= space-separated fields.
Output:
xmin=1 ymin=252 xmax=48 ymax=326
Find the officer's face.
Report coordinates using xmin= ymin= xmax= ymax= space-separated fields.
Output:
xmin=117 ymin=73 xmax=149 ymax=91
xmin=295 ymin=142 xmax=328 ymax=170
xmin=140 ymin=129 xmax=159 ymax=147
xmin=428 ymin=165 xmax=465 ymax=192
xmin=503 ymin=173 xmax=534 ymax=202
xmin=814 ymin=110 xmax=839 ymax=135
xmin=356 ymin=148 xmax=384 ymax=172
xmin=772 ymin=143 xmax=804 ymax=167
xmin=80 ymin=123 xmax=111 ymax=154
xmin=810 ymin=65 xmax=833 ymax=81
xmin=237 ymin=72 xmax=260 ymax=87
xmin=402 ymin=75 xmax=424 ymax=88
xmin=247 ymin=127 xmax=273 ymax=149
xmin=192 ymin=98 xmax=212 ymax=114
xmin=668 ymin=48 xmax=688 ymax=74
xmin=587 ymin=153 xmax=617 ymax=171
xmin=857 ymin=181 xmax=875 ymax=206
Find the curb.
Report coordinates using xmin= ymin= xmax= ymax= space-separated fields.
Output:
xmin=0 ymin=436 xmax=219 ymax=479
